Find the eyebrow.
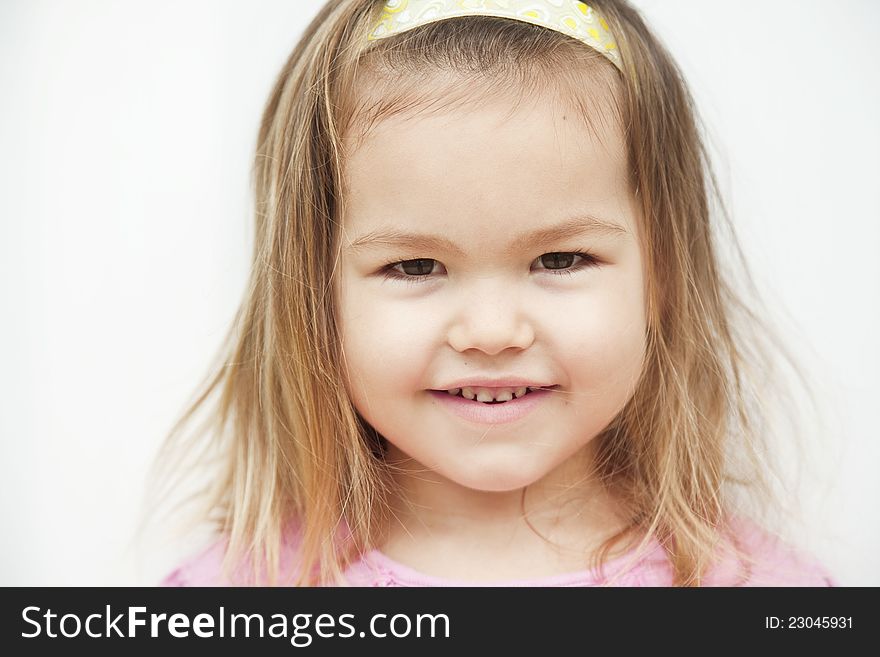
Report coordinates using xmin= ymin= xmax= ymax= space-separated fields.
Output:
xmin=346 ymin=215 xmax=629 ymax=256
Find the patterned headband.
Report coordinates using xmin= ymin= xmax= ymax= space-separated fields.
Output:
xmin=367 ymin=0 xmax=623 ymax=73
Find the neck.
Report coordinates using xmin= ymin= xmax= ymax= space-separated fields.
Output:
xmin=377 ymin=442 xmax=632 ymax=577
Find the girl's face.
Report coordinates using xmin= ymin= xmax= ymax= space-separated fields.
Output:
xmin=335 ymin=77 xmax=646 ymax=496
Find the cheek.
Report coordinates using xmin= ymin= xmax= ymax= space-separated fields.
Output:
xmin=559 ymin=287 xmax=647 ymax=395
xmin=338 ymin=282 xmax=433 ymax=393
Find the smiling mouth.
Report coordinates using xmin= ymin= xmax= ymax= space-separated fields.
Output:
xmin=428 ymin=385 xmax=559 ymax=404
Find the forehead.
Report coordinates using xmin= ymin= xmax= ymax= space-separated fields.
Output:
xmin=343 ymin=58 xmax=624 ymax=157
xmin=339 ymin=69 xmax=636 ymax=249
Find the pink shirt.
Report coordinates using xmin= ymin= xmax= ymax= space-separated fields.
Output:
xmin=161 ymin=517 xmax=838 ymax=587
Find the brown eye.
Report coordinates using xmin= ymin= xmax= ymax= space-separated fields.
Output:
xmin=399 ymin=259 xmax=436 ymax=276
xmin=534 ymin=251 xmax=601 ymax=277
xmin=539 ymin=253 xmax=577 ymax=270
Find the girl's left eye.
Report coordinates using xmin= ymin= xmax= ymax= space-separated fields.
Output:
xmin=380 ymin=251 xmax=600 ymax=286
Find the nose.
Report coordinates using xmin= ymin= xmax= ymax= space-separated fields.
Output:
xmin=446 ymin=279 xmax=536 ymax=355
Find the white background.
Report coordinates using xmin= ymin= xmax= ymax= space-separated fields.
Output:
xmin=1 ymin=0 xmax=877 ymax=585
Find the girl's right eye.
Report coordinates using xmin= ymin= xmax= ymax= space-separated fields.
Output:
xmin=381 ymin=258 xmax=444 ymax=286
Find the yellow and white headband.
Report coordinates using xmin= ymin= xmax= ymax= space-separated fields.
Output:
xmin=368 ymin=0 xmax=622 ymax=72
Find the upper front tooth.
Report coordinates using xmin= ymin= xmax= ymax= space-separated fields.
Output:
xmin=476 ymin=390 xmax=494 ymax=402
xmin=455 ymin=387 xmax=528 ymax=401
xmin=466 ymin=387 xmax=518 ymax=402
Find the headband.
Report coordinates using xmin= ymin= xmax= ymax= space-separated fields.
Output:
xmin=367 ymin=0 xmax=623 ymax=73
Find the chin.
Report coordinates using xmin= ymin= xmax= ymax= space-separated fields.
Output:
xmin=444 ymin=460 xmax=548 ymax=493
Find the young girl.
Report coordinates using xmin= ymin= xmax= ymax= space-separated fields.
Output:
xmin=154 ymin=0 xmax=838 ymax=586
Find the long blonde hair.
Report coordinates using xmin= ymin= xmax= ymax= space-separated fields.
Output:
xmin=146 ymin=0 xmax=824 ymax=586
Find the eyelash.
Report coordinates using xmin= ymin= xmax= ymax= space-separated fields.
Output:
xmin=379 ymin=251 xmax=600 ymax=286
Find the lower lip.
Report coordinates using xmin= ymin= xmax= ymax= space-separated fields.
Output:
xmin=427 ymin=388 xmax=555 ymax=425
